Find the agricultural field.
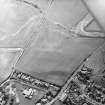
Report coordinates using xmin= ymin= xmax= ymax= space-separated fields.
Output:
xmin=0 ymin=0 xmax=104 ymax=105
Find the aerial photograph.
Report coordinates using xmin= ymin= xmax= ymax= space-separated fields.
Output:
xmin=0 ymin=0 xmax=105 ymax=105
